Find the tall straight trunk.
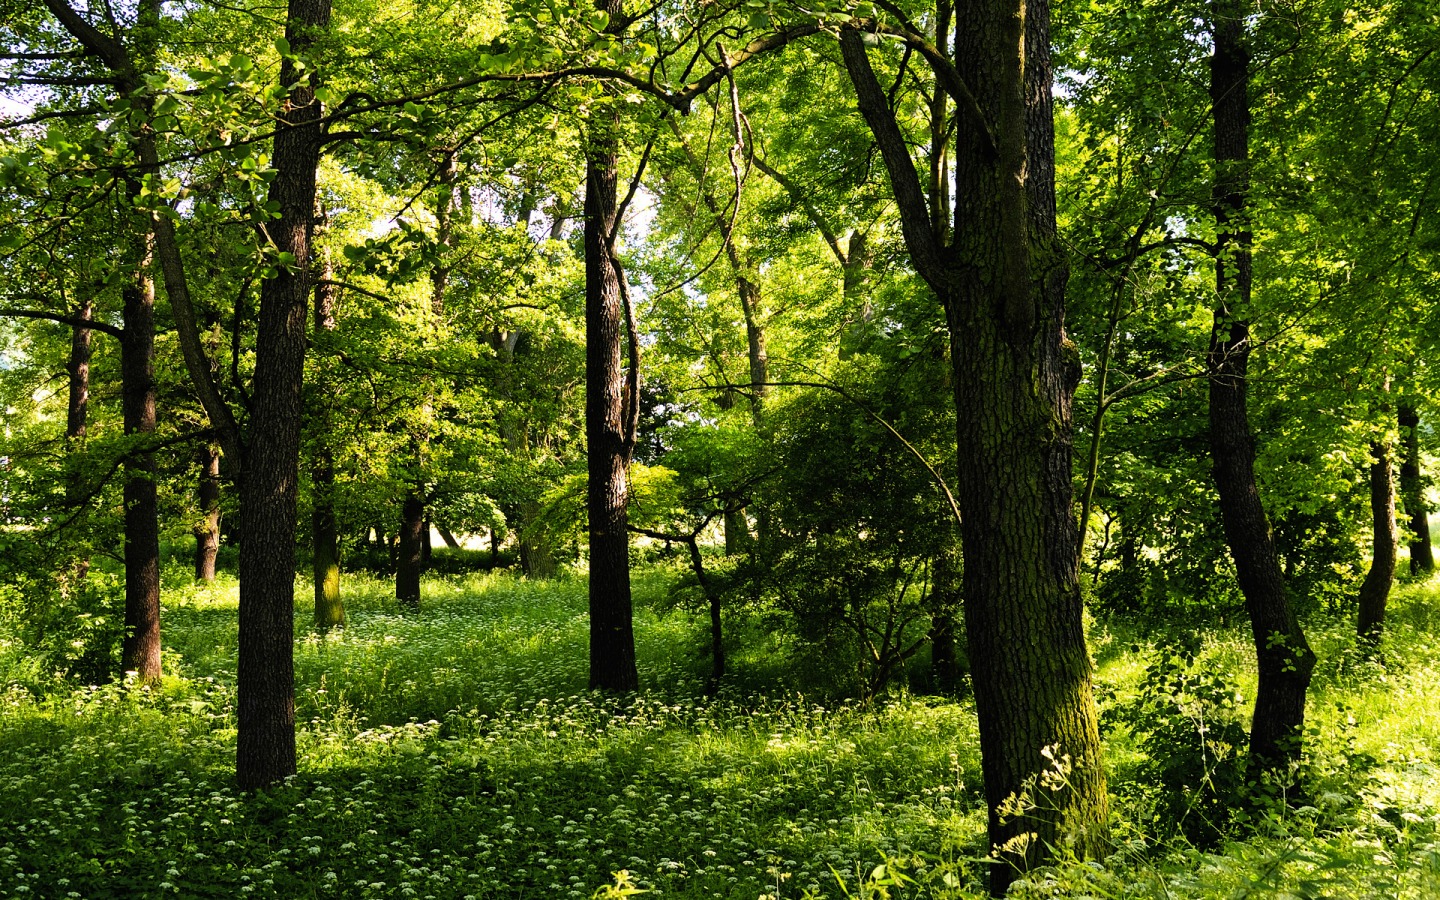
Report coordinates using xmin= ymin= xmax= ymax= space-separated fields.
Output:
xmin=194 ymin=443 xmax=221 ymax=582
xmin=1208 ymin=0 xmax=1314 ymax=774
xmin=584 ymin=0 xmax=638 ymax=693
xmin=929 ymin=532 xmax=962 ymax=695
xmin=65 ymin=298 xmax=92 ymax=450
xmin=45 ymin=0 xmax=166 ymax=682
xmin=841 ymin=4 xmax=1109 ymax=887
xmin=312 ymin=246 xmax=343 ymax=628
xmin=120 ymin=234 xmax=161 ymax=682
xmin=1358 ymin=440 xmax=1398 ymax=644
xmin=396 ymin=492 xmax=423 ymax=610
xmin=312 ymin=448 xmax=342 ymax=627
xmin=1398 ymin=402 xmax=1433 ymax=574
xmin=236 ymin=0 xmax=330 ymax=790
xmin=65 ymin=298 xmax=92 ymax=578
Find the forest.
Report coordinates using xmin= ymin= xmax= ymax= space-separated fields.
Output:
xmin=1 ymin=0 xmax=1438 ymax=896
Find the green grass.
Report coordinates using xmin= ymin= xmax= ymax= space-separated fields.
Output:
xmin=2 ymin=566 xmax=1440 ymax=898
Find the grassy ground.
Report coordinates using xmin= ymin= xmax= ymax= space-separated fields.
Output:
xmin=1 ymin=564 xmax=1439 ymax=898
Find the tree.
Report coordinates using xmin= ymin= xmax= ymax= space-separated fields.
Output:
xmin=235 ymin=0 xmax=331 ymax=790
xmin=1206 ymin=0 xmax=1314 ymax=776
xmin=834 ymin=5 xmax=1109 ymax=885
xmin=1399 ymin=402 xmax=1434 ymax=575
xmin=1358 ymin=436 xmax=1398 ymax=645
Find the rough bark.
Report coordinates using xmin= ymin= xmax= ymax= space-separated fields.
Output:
xmin=194 ymin=443 xmax=221 ymax=582
xmin=396 ymin=492 xmax=423 ymax=610
xmin=236 ymin=0 xmax=330 ymax=790
xmin=1398 ymin=402 xmax=1433 ymax=574
xmin=119 ymin=234 xmax=161 ymax=683
xmin=840 ymin=9 xmax=1109 ymax=890
xmin=1207 ymin=0 xmax=1314 ymax=775
xmin=585 ymin=0 xmax=639 ymax=692
xmin=1358 ymin=440 xmax=1398 ymax=645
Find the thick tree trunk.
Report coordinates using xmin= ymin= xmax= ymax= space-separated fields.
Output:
xmin=584 ymin=5 xmax=639 ymax=693
xmin=120 ymin=236 xmax=161 ymax=683
xmin=437 ymin=525 xmax=461 ymax=550
xmin=396 ymin=492 xmax=423 ymax=610
xmin=1208 ymin=0 xmax=1314 ymax=776
xmin=841 ymin=6 xmax=1108 ymax=888
xmin=236 ymin=0 xmax=330 ymax=791
xmin=518 ymin=499 xmax=558 ymax=578
xmin=194 ymin=444 xmax=221 ymax=582
xmin=1358 ymin=440 xmax=1398 ymax=644
xmin=1398 ymin=402 xmax=1433 ymax=574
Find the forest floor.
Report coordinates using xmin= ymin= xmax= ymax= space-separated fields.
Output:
xmin=1 ymin=563 xmax=1439 ymax=898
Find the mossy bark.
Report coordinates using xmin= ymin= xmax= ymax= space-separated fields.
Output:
xmin=840 ymin=3 xmax=1109 ymax=889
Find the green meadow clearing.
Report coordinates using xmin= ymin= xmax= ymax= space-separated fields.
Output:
xmin=2 ymin=562 xmax=1440 ymax=899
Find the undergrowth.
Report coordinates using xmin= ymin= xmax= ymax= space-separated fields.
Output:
xmin=1 ymin=564 xmax=1438 ymax=897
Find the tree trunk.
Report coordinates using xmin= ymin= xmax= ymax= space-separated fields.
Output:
xmin=311 ymin=242 xmax=343 ymax=629
xmin=396 ymin=491 xmax=423 ymax=610
xmin=65 ymin=297 xmax=92 ymax=579
xmin=421 ymin=517 xmax=433 ymax=564
xmin=194 ymin=443 xmax=221 ymax=582
xmin=1398 ymin=402 xmax=1433 ymax=574
xmin=585 ymin=1 xmax=639 ymax=693
xmin=518 ymin=499 xmax=558 ymax=578
xmin=236 ymin=0 xmax=330 ymax=791
xmin=437 ymin=524 xmax=462 ymax=550
xmin=929 ymin=534 xmax=963 ymax=695
xmin=840 ymin=7 xmax=1109 ymax=887
xmin=120 ymin=233 xmax=161 ymax=683
xmin=65 ymin=299 xmax=92 ymax=452
xmin=1208 ymin=0 xmax=1314 ymax=776
xmin=1358 ymin=439 xmax=1398 ymax=645
xmin=312 ymin=448 xmax=343 ymax=629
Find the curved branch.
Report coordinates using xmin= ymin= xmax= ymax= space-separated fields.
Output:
xmin=0 ymin=306 xmax=123 ymax=338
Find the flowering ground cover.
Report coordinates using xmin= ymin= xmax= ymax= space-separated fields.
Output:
xmin=2 ymin=566 xmax=1440 ymax=898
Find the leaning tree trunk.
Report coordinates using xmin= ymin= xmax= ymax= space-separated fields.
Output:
xmin=1358 ymin=439 xmax=1398 ymax=645
xmin=584 ymin=0 xmax=639 ymax=694
xmin=119 ymin=232 xmax=161 ymax=683
xmin=840 ymin=6 xmax=1108 ymax=889
xmin=236 ymin=0 xmax=330 ymax=791
xmin=1398 ymin=402 xmax=1433 ymax=575
xmin=194 ymin=443 xmax=221 ymax=582
xmin=1208 ymin=0 xmax=1314 ymax=775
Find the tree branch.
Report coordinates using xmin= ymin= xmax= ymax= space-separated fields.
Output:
xmin=0 ymin=306 xmax=123 ymax=338
xmin=838 ymin=27 xmax=944 ymax=287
